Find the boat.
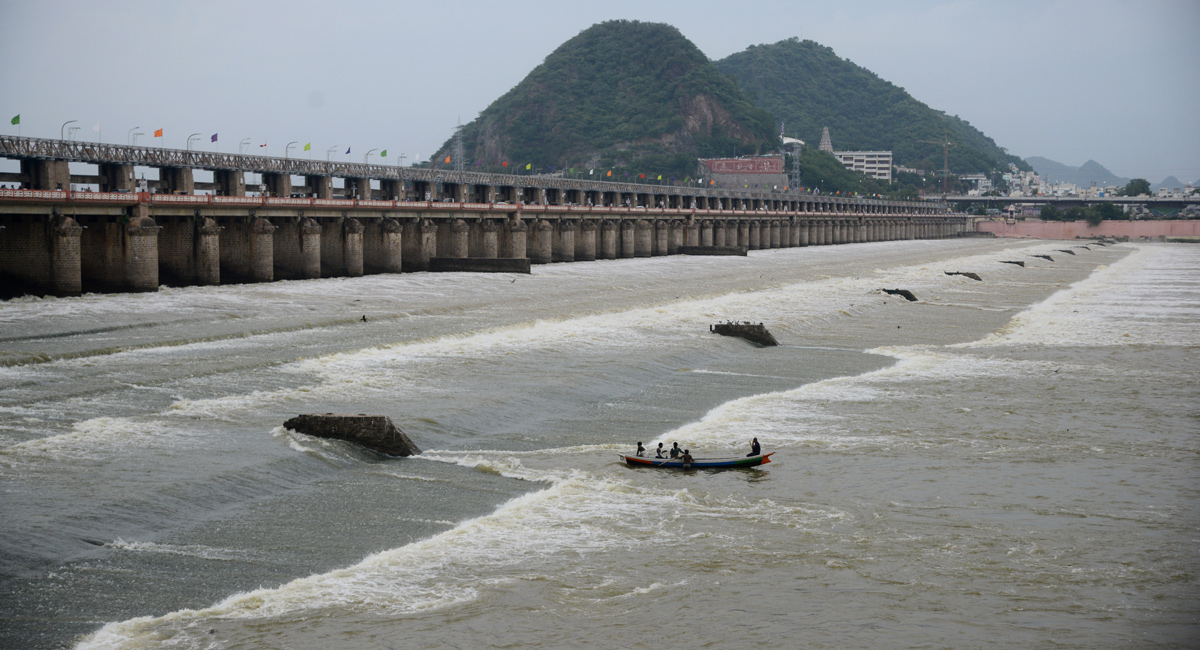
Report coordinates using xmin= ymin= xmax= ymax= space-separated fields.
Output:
xmin=619 ymin=452 xmax=774 ymax=469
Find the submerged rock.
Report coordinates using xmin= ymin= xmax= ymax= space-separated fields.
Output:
xmin=1056 ymin=249 xmax=1077 ymax=255
xmin=283 ymin=413 xmax=421 ymax=456
xmin=1032 ymin=254 xmax=1055 ymax=261
xmin=1000 ymin=260 xmax=1026 ymax=267
xmin=881 ymin=288 xmax=918 ymax=302
xmin=945 ymin=271 xmax=983 ymax=281
xmin=711 ymin=321 xmax=779 ymax=347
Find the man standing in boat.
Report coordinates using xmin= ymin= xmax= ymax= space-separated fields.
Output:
xmin=682 ymin=449 xmax=694 ymax=469
xmin=747 ymin=437 xmax=761 ymax=457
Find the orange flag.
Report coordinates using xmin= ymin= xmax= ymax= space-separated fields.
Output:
xmin=502 ymin=161 xmax=508 ymax=167
xmin=606 ymin=170 xmax=611 ymax=177
xmin=153 ymin=128 xmax=163 ymax=138
xmin=445 ymin=156 xmax=451 ymax=164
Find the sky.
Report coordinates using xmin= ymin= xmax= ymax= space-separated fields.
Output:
xmin=2 ymin=0 xmax=1197 ymax=183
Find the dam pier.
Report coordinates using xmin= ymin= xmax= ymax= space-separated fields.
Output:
xmin=0 ymin=136 xmax=967 ymax=297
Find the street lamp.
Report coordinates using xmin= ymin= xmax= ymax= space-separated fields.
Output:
xmin=187 ymin=133 xmax=202 ymax=150
xmin=68 ymin=126 xmax=81 ymax=140
xmin=240 ymin=138 xmax=251 ymax=155
xmin=327 ymin=146 xmax=338 ymax=161
xmin=399 ymin=153 xmax=406 ymax=167
xmin=127 ymin=126 xmax=140 ymax=146
xmin=132 ymin=131 xmax=144 ymax=146
xmin=365 ymin=148 xmax=378 ymax=164
xmin=61 ymin=120 xmax=78 ymax=140
xmin=285 ymin=141 xmax=298 ymax=159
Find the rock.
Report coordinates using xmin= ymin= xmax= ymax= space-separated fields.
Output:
xmin=1056 ymin=249 xmax=1076 ymax=255
xmin=283 ymin=414 xmax=421 ymax=456
xmin=711 ymin=321 xmax=778 ymax=346
xmin=1000 ymin=260 xmax=1025 ymax=267
xmin=882 ymin=288 xmax=918 ymax=302
xmin=945 ymin=271 xmax=983 ymax=281
xmin=1032 ymin=254 xmax=1055 ymax=261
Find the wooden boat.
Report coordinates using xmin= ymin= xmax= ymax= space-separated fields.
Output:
xmin=619 ymin=452 xmax=774 ymax=469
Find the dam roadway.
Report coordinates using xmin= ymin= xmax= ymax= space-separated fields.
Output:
xmin=0 ymin=135 xmax=966 ymax=297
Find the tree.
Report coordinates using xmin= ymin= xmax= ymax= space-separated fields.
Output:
xmin=1122 ymin=178 xmax=1151 ymax=197
xmin=1040 ymin=204 xmax=1062 ymax=220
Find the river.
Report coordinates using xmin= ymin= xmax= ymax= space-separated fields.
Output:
xmin=0 ymin=238 xmax=1196 ymax=649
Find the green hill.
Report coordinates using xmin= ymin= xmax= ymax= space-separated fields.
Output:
xmin=432 ymin=20 xmax=777 ymax=179
xmin=716 ymin=38 xmax=1029 ymax=176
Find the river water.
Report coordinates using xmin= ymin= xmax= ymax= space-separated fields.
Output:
xmin=0 ymin=239 xmax=1196 ymax=649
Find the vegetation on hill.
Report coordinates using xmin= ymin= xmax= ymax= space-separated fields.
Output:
xmin=433 ymin=20 xmax=777 ymax=180
xmin=716 ymin=38 xmax=1029 ymax=177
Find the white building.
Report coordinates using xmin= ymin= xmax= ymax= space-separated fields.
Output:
xmin=833 ymin=150 xmax=893 ymax=182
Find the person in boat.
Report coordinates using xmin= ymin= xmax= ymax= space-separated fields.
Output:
xmin=635 ymin=442 xmax=646 ymax=457
xmin=654 ymin=442 xmax=665 ymax=458
xmin=682 ymin=449 xmax=694 ymax=469
xmin=669 ymin=442 xmax=681 ymax=459
xmin=747 ymin=437 xmax=761 ymax=457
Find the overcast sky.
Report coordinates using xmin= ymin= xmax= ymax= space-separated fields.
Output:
xmin=2 ymin=0 xmax=1197 ymax=183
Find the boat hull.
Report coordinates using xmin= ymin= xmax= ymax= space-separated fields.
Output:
xmin=620 ymin=453 xmax=773 ymax=469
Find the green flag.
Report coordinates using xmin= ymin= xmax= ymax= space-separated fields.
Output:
xmin=525 ymin=163 xmax=531 ymax=170
xmin=381 ymin=149 xmax=387 ymax=157
xmin=303 ymin=142 xmax=311 ymax=151
xmin=10 ymin=114 xmax=18 ymax=125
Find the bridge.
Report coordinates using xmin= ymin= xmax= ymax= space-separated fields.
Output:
xmin=925 ymin=194 xmax=1200 ymax=210
xmin=0 ymin=136 xmax=968 ymax=298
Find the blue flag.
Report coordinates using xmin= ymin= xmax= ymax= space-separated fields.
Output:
xmin=346 ymin=147 xmax=351 ymax=154
xmin=210 ymin=133 xmax=218 ymax=142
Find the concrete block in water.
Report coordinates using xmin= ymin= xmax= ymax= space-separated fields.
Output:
xmin=711 ymin=322 xmax=779 ymax=346
xmin=283 ymin=414 xmax=421 ymax=456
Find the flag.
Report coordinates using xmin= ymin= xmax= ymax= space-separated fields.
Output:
xmin=525 ymin=163 xmax=531 ymax=170
xmin=260 ymin=143 xmax=268 ymax=148
xmin=445 ymin=156 xmax=451 ymax=164
xmin=92 ymin=123 xmax=100 ymax=132
xmin=589 ymin=169 xmax=594 ymax=175
xmin=569 ymin=167 xmax=574 ymax=173
xmin=606 ymin=170 xmax=611 ymax=177
xmin=710 ymin=180 xmax=715 ymax=185
xmin=346 ymin=147 xmax=351 ymax=154
xmin=10 ymin=114 xmax=18 ymax=125
xmin=211 ymin=133 xmax=218 ymax=142
xmin=657 ymin=175 xmax=662 ymax=180
xmin=640 ymin=173 xmax=644 ymax=179
xmin=381 ymin=149 xmax=387 ymax=157
xmin=502 ymin=161 xmax=507 ymax=167
xmin=303 ymin=142 xmax=311 ymax=151
xmin=476 ymin=160 xmax=483 ymax=166
xmin=153 ymin=128 xmax=163 ymax=138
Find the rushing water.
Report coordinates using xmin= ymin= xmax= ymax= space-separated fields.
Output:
xmin=0 ymin=239 xmax=1196 ymax=649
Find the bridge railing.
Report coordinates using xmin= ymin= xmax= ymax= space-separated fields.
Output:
xmin=0 ymin=135 xmax=936 ymax=211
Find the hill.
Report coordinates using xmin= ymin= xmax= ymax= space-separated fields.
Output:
xmin=715 ymin=38 xmax=1028 ymax=176
xmin=1026 ymin=156 xmax=1129 ymax=188
xmin=432 ymin=20 xmax=777 ymax=179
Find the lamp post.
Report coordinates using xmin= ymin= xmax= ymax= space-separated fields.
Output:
xmin=327 ymin=146 xmax=338 ymax=162
xmin=68 ymin=126 xmax=81 ymax=141
xmin=187 ymin=133 xmax=202 ymax=150
xmin=127 ymin=126 xmax=140 ymax=146
xmin=61 ymin=120 xmax=78 ymax=140
xmin=132 ymin=131 xmax=144 ymax=146
xmin=240 ymin=138 xmax=251 ymax=155
xmin=285 ymin=141 xmax=298 ymax=159
xmin=399 ymin=153 xmax=406 ymax=167
xmin=365 ymin=148 xmax=378 ymax=164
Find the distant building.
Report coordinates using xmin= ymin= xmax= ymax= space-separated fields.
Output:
xmin=698 ymin=155 xmax=788 ymax=190
xmin=819 ymin=127 xmax=893 ymax=182
xmin=832 ymin=150 xmax=893 ymax=183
